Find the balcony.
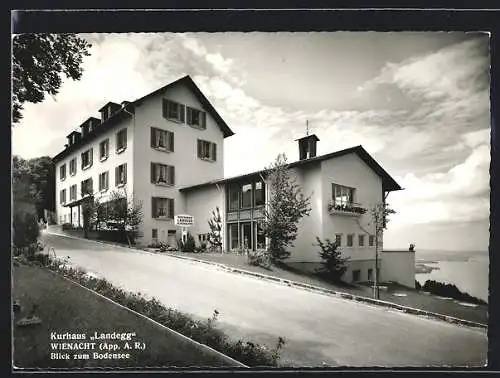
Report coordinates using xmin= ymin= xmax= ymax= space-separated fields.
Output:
xmin=327 ymin=200 xmax=366 ymax=217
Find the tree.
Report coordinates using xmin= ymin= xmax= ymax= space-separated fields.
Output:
xmin=314 ymin=237 xmax=350 ymax=281
xmin=259 ymin=153 xmax=312 ymax=263
xmin=12 ymin=33 xmax=92 ymax=124
xmin=356 ymin=202 xmax=396 ymax=299
xmin=207 ymin=206 xmax=223 ymax=252
xmin=81 ymin=194 xmax=100 ymax=239
xmin=107 ymin=189 xmax=143 ymax=246
xmin=12 ymin=155 xmax=55 ymax=221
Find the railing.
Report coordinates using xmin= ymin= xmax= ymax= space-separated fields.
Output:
xmin=327 ymin=200 xmax=367 ymax=216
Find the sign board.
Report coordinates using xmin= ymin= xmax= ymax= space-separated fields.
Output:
xmin=174 ymin=214 xmax=194 ymax=227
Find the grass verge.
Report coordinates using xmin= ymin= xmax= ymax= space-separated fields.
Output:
xmin=12 ymin=263 xmax=242 ymax=369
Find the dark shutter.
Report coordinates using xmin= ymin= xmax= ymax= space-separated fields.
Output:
xmin=151 ymin=128 xmax=156 ymax=147
xmin=150 ymin=163 xmax=155 ymax=183
xmin=81 ymin=153 xmax=84 ymax=169
xmin=105 ymin=172 xmax=109 ymax=189
xmin=123 ymin=129 xmax=127 ymax=148
xmin=201 ymin=112 xmax=206 ymax=129
xmin=168 ymin=198 xmax=174 ymax=219
xmin=89 ymin=148 xmax=93 ymax=165
xmin=186 ymin=107 xmax=192 ymax=125
xmin=151 ymin=197 xmax=156 ymax=218
xmin=169 ymin=165 xmax=175 ymax=185
xmin=169 ymin=131 xmax=174 ymax=151
xmin=123 ymin=164 xmax=127 ymax=184
xmin=211 ymin=143 xmax=217 ymax=161
xmin=89 ymin=178 xmax=93 ymax=193
xmin=179 ymin=104 xmax=185 ymax=123
xmin=197 ymin=139 xmax=202 ymax=158
xmin=162 ymin=99 xmax=168 ymax=118
xmin=115 ymin=167 xmax=119 ymax=186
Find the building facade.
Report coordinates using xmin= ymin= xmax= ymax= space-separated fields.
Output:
xmin=53 ymin=75 xmax=413 ymax=287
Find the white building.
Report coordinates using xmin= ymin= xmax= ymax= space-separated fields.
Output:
xmin=53 ymin=75 xmax=414 ymax=287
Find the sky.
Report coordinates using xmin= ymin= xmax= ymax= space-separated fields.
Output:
xmin=12 ymin=32 xmax=491 ymax=251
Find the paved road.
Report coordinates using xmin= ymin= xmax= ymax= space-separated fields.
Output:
xmin=40 ymin=232 xmax=487 ymax=367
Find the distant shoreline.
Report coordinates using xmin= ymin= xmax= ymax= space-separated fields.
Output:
xmin=415 ymin=263 xmax=440 ymax=274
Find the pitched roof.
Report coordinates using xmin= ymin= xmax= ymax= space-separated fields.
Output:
xmin=179 ymin=145 xmax=402 ymax=193
xmin=53 ymin=75 xmax=234 ymax=163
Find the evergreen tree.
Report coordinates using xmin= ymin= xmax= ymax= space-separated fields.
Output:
xmin=314 ymin=237 xmax=350 ymax=280
xmin=207 ymin=206 xmax=223 ymax=252
xmin=259 ymin=154 xmax=311 ymax=262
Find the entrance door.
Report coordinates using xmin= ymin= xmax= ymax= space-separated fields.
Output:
xmin=241 ymin=222 xmax=252 ymax=250
xmin=167 ymin=230 xmax=177 ymax=248
xmin=228 ymin=223 xmax=239 ymax=250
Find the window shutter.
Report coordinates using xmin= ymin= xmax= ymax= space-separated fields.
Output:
xmin=186 ymin=107 xmax=192 ymax=125
xmin=201 ymin=112 xmax=206 ymax=129
xmin=152 ymin=197 xmax=156 ymax=218
xmin=81 ymin=153 xmax=84 ymax=169
xmin=115 ymin=167 xmax=119 ymax=186
xmin=89 ymin=149 xmax=93 ymax=165
xmin=197 ymin=140 xmax=202 ymax=158
xmin=123 ymin=129 xmax=127 ymax=148
xmin=169 ymin=131 xmax=174 ymax=151
xmin=105 ymin=172 xmax=109 ymax=189
xmin=169 ymin=198 xmax=174 ymax=219
xmin=89 ymin=178 xmax=93 ymax=193
xmin=162 ymin=99 xmax=168 ymax=118
xmin=211 ymin=143 xmax=217 ymax=161
xmin=179 ymin=104 xmax=185 ymax=123
xmin=151 ymin=128 xmax=156 ymax=147
xmin=123 ymin=164 xmax=127 ymax=184
xmin=169 ymin=165 xmax=175 ymax=185
xmin=150 ymin=163 xmax=155 ymax=183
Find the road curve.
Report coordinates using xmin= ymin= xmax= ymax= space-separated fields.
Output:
xmin=40 ymin=232 xmax=487 ymax=367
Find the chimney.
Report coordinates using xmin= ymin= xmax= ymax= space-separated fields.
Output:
xmin=296 ymin=134 xmax=320 ymax=160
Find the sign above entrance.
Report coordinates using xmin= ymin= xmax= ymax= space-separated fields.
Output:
xmin=174 ymin=214 xmax=194 ymax=227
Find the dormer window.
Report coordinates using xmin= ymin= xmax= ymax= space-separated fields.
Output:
xmin=162 ymin=99 xmax=185 ymax=123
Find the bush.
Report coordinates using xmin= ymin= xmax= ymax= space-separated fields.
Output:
xmin=45 ymin=258 xmax=284 ymax=366
xmin=61 ymin=222 xmax=73 ymax=230
xmin=247 ymin=250 xmax=270 ymax=267
xmin=13 ymin=212 xmax=40 ymax=249
xmin=422 ymin=280 xmax=486 ymax=305
xmin=194 ymin=241 xmax=208 ymax=253
xmin=179 ymin=233 xmax=196 ymax=253
xmin=314 ymin=236 xmax=350 ymax=281
xmin=415 ymin=280 xmax=422 ymax=290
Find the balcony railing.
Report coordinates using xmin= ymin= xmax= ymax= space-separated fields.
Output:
xmin=327 ymin=200 xmax=367 ymax=216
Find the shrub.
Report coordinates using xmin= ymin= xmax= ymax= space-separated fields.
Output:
xmin=13 ymin=212 xmax=40 ymax=249
xmin=415 ymin=280 xmax=422 ymax=290
xmin=247 ymin=249 xmax=270 ymax=267
xmin=422 ymin=280 xmax=486 ymax=305
xmin=61 ymin=222 xmax=73 ymax=230
xmin=195 ymin=241 xmax=208 ymax=253
xmin=179 ymin=233 xmax=196 ymax=253
xmin=314 ymin=236 xmax=350 ymax=281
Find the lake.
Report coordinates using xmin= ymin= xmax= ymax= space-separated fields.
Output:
xmin=414 ymin=249 xmax=489 ymax=303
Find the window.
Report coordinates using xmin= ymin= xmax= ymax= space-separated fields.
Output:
xmin=368 ymin=269 xmax=373 ymax=282
xmin=116 ymin=129 xmax=127 ymax=152
xmin=81 ymin=148 xmax=93 ymax=170
xmin=59 ymin=189 xmax=66 ymax=204
xmin=81 ymin=178 xmax=93 ymax=196
xmin=69 ymin=158 xmax=77 ymax=176
xmin=352 ymin=270 xmax=361 ymax=282
xmin=152 ymin=197 xmax=174 ymax=219
xmin=152 ymin=228 xmax=158 ymax=241
xmin=255 ymin=181 xmax=265 ymax=206
xmin=335 ymin=234 xmax=342 ymax=247
xmin=70 ymin=184 xmax=77 ymax=201
xmin=228 ymin=184 xmax=239 ymax=211
xmin=150 ymin=163 xmax=175 ymax=185
xmin=115 ymin=163 xmax=127 ymax=186
xmin=359 ymin=234 xmax=365 ymax=247
xmin=347 ymin=234 xmax=354 ymax=247
xmin=151 ymin=128 xmax=174 ymax=151
xmin=60 ymin=164 xmax=66 ymax=181
xmin=162 ymin=99 xmax=185 ymax=123
xmin=197 ymin=139 xmax=216 ymax=161
xmin=186 ymin=107 xmax=206 ymax=129
xmin=241 ymin=183 xmax=252 ymax=208
xmin=100 ymin=139 xmax=109 ymax=160
xmin=332 ymin=183 xmax=355 ymax=206
xmin=198 ymin=233 xmax=208 ymax=242
xmin=369 ymin=235 xmax=375 ymax=247
xmin=99 ymin=171 xmax=109 ymax=191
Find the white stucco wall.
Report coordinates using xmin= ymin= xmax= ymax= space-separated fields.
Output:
xmin=132 ymin=82 xmax=225 ymax=245
xmin=55 ymin=117 xmax=134 ymax=226
xmin=320 ymin=153 xmax=383 ymax=262
xmin=286 ymin=163 xmax=323 ymax=262
xmin=184 ymin=185 xmax=225 ymax=248
xmin=380 ymin=250 xmax=416 ymax=288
